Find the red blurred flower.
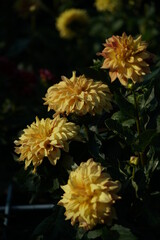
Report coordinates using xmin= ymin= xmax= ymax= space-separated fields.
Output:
xmin=39 ymin=69 xmax=56 ymax=84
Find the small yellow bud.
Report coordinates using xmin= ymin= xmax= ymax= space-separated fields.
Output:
xmin=130 ymin=156 xmax=139 ymax=166
xmin=127 ymin=82 xmax=134 ymax=90
xmin=29 ymin=4 xmax=37 ymax=12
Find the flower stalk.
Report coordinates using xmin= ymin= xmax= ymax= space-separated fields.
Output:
xmin=133 ymin=90 xmax=145 ymax=167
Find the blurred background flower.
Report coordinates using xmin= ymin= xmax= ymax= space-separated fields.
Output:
xmin=94 ymin=0 xmax=120 ymax=12
xmin=56 ymin=8 xmax=89 ymax=39
xmin=14 ymin=0 xmax=42 ymax=17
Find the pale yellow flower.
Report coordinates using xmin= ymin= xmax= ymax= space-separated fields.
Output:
xmin=43 ymin=71 xmax=112 ymax=116
xmin=56 ymin=8 xmax=89 ymax=39
xmin=94 ymin=0 xmax=119 ymax=12
xmin=14 ymin=0 xmax=41 ymax=16
xmin=14 ymin=116 xmax=79 ymax=170
xmin=58 ymin=159 xmax=121 ymax=230
xmin=98 ymin=33 xmax=151 ymax=86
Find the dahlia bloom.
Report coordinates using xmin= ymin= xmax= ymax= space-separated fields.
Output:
xmin=56 ymin=8 xmax=89 ymax=39
xmin=43 ymin=71 xmax=112 ymax=116
xmin=94 ymin=0 xmax=119 ymax=12
xmin=14 ymin=116 xmax=79 ymax=171
xmin=98 ymin=33 xmax=151 ymax=86
xmin=58 ymin=159 xmax=121 ymax=230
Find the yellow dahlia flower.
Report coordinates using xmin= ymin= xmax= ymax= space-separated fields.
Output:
xmin=56 ymin=8 xmax=89 ymax=39
xmin=94 ymin=0 xmax=119 ymax=12
xmin=14 ymin=116 xmax=79 ymax=170
xmin=98 ymin=33 xmax=151 ymax=86
xmin=58 ymin=159 xmax=121 ymax=230
xmin=43 ymin=71 xmax=112 ymax=116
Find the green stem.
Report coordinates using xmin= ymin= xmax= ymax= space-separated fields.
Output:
xmin=133 ymin=91 xmax=141 ymax=134
xmin=132 ymin=166 xmax=135 ymax=179
xmin=133 ymin=91 xmax=145 ymax=167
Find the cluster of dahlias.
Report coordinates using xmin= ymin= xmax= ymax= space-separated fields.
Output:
xmin=15 ymin=70 xmax=112 ymax=171
xmin=14 ymin=32 xmax=151 ymax=230
xmin=14 ymin=69 xmax=116 ymax=229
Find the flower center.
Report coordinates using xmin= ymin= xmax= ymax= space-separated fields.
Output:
xmin=118 ymin=45 xmax=132 ymax=61
xmin=44 ymin=140 xmax=51 ymax=150
xmin=67 ymin=82 xmax=86 ymax=96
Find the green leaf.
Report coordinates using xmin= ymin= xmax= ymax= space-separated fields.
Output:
xmin=157 ymin=115 xmax=160 ymax=133
xmin=87 ymin=229 xmax=102 ymax=239
xmin=52 ymin=178 xmax=60 ymax=191
xmin=140 ymin=87 xmax=157 ymax=111
xmin=111 ymin=224 xmax=137 ymax=240
xmin=102 ymin=226 xmax=118 ymax=240
xmin=146 ymin=156 xmax=159 ymax=179
xmin=76 ymin=228 xmax=87 ymax=240
xmin=111 ymin=111 xmax=124 ymax=122
xmin=88 ymin=130 xmax=105 ymax=161
xmin=105 ymin=119 xmax=134 ymax=144
xmin=131 ymin=178 xmax=139 ymax=198
xmin=114 ymin=92 xmax=135 ymax=118
xmin=122 ymin=119 xmax=135 ymax=128
xmin=134 ymin=129 xmax=157 ymax=152
xmin=111 ymin=111 xmax=135 ymax=128
xmin=91 ymin=59 xmax=103 ymax=71
xmin=143 ymin=68 xmax=160 ymax=82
